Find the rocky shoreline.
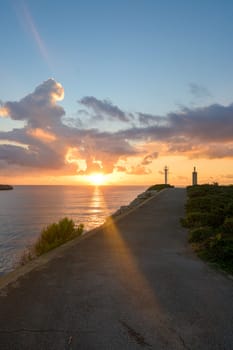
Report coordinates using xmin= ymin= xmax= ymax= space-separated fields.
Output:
xmin=110 ymin=189 xmax=157 ymax=218
xmin=0 ymin=185 xmax=13 ymax=190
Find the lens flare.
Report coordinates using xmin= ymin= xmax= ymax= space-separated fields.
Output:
xmin=88 ymin=173 xmax=105 ymax=186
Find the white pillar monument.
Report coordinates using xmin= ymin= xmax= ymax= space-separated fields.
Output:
xmin=192 ymin=166 xmax=198 ymax=185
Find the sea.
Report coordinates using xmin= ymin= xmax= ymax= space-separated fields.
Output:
xmin=0 ymin=185 xmax=146 ymax=275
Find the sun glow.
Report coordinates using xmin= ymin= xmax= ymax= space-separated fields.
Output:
xmin=88 ymin=173 xmax=105 ymax=186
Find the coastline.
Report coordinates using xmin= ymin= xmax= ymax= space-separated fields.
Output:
xmin=0 ymin=185 xmax=147 ymax=275
xmin=0 ymin=187 xmax=162 ymax=291
xmin=110 ymin=189 xmax=158 ymax=218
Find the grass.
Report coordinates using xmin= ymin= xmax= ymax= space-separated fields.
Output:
xmin=20 ymin=217 xmax=84 ymax=265
xmin=146 ymin=184 xmax=174 ymax=191
xmin=181 ymin=184 xmax=233 ymax=275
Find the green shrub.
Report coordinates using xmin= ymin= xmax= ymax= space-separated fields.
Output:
xmin=181 ymin=211 xmax=201 ymax=228
xmin=185 ymin=196 xmax=210 ymax=212
xmin=182 ymin=211 xmax=214 ymax=228
xmin=146 ymin=184 xmax=174 ymax=191
xmin=186 ymin=184 xmax=216 ymax=198
xmin=19 ymin=217 xmax=84 ymax=264
xmin=188 ymin=226 xmax=213 ymax=243
xmin=222 ymin=217 xmax=233 ymax=234
xmin=183 ymin=184 xmax=233 ymax=274
xmin=226 ymin=201 xmax=233 ymax=216
xmin=34 ymin=217 xmax=84 ymax=256
xmin=200 ymin=235 xmax=233 ymax=272
xmin=185 ymin=195 xmax=227 ymax=214
xmin=183 ymin=209 xmax=226 ymax=228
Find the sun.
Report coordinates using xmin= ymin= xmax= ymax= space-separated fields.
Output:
xmin=88 ymin=173 xmax=105 ymax=186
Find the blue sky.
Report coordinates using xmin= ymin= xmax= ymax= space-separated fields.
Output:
xmin=1 ymin=0 xmax=233 ymax=116
xmin=0 ymin=0 xmax=233 ymax=185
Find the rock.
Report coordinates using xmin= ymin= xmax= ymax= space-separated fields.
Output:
xmin=0 ymin=184 xmax=13 ymax=190
xmin=110 ymin=190 xmax=157 ymax=219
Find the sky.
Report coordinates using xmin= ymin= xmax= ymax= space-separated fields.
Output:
xmin=0 ymin=0 xmax=233 ymax=186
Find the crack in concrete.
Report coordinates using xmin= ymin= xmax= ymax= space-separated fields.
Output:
xmin=120 ymin=320 xmax=152 ymax=347
xmin=178 ymin=334 xmax=191 ymax=350
xmin=167 ymin=326 xmax=191 ymax=350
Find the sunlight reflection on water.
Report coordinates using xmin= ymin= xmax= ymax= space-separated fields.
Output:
xmin=0 ymin=185 xmax=146 ymax=274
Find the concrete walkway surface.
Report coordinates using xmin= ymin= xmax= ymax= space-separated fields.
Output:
xmin=0 ymin=188 xmax=232 ymax=349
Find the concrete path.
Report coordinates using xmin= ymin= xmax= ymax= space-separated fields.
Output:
xmin=0 ymin=188 xmax=232 ymax=349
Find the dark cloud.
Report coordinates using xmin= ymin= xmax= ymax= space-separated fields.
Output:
xmin=141 ymin=152 xmax=158 ymax=165
xmin=1 ymin=79 xmax=65 ymax=128
xmin=90 ymin=131 xmax=139 ymax=156
xmin=79 ymin=96 xmax=131 ymax=122
xmin=189 ymin=83 xmax=212 ymax=99
xmin=118 ymin=103 xmax=233 ymax=144
xmin=195 ymin=144 xmax=233 ymax=159
xmin=137 ymin=113 xmax=166 ymax=126
xmin=0 ymin=143 xmax=63 ymax=168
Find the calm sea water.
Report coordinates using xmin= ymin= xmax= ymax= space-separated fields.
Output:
xmin=0 ymin=185 xmax=146 ymax=275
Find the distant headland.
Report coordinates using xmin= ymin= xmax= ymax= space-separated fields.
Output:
xmin=0 ymin=185 xmax=13 ymax=190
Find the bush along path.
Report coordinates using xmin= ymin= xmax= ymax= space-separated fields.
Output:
xmin=20 ymin=217 xmax=84 ymax=265
xmin=181 ymin=184 xmax=233 ymax=275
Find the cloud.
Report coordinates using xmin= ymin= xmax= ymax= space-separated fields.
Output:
xmin=137 ymin=113 xmax=166 ymax=126
xmin=222 ymin=174 xmax=233 ymax=179
xmin=194 ymin=144 xmax=233 ymax=159
xmin=114 ymin=165 xmax=127 ymax=172
xmin=118 ymin=103 xmax=233 ymax=145
xmin=0 ymin=79 xmax=232 ymax=179
xmin=126 ymin=165 xmax=152 ymax=175
xmin=67 ymin=131 xmax=141 ymax=175
xmin=0 ymin=79 xmax=68 ymax=171
xmin=114 ymin=162 xmax=151 ymax=175
xmin=0 ymin=106 xmax=9 ymax=117
xmin=189 ymin=83 xmax=212 ymax=99
xmin=1 ymin=79 xmax=64 ymax=128
xmin=16 ymin=1 xmax=51 ymax=67
xmin=141 ymin=152 xmax=158 ymax=165
xmin=79 ymin=96 xmax=131 ymax=122
xmin=0 ymin=143 xmax=63 ymax=169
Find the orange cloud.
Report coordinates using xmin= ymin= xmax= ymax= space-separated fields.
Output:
xmin=27 ymin=128 xmax=56 ymax=142
xmin=0 ymin=140 xmax=28 ymax=149
xmin=0 ymin=79 xmax=232 ymax=185
xmin=0 ymin=107 xmax=9 ymax=117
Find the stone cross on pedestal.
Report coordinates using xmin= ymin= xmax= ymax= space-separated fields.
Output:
xmin=164 ymin=166 xmax=168 ymax=185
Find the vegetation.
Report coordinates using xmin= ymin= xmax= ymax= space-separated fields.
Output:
xmin=181 ymin=184 xmax=233 ymax=274
xmin=146 ymin=184 xmax=174 ymax=191
xmin=20 ymin=217 xmax=84 ymax=265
